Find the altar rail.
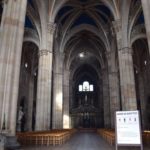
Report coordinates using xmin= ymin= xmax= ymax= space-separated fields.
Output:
xmin=97 ymin=129 xmax=150 ymax=146
xmin=17 ymin=129 xmax=77 ymax=146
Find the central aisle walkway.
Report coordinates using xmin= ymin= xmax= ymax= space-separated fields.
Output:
xmin=21 ymin=132 xmax=149 ymax=150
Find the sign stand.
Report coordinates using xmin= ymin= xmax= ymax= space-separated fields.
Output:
xmin=115 ymin=110 xmax=143 ymax=150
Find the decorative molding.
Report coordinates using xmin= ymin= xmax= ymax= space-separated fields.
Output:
xmin=119 ymin=47 xmax=133 ymax=55
xmin=48 ymin=22 xmax=56 ymax=34
xmin=38 ymin=49 xmax=52 ymax=57
xmin=108 ymin=71 xmax=118 ymax=75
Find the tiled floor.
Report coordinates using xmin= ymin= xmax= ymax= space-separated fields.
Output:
xmin=20 ymin=132 xmax=150 ymax=150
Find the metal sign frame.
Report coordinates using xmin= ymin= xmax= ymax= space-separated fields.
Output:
xmin=115 ymin=110 xmax=143 ymax=150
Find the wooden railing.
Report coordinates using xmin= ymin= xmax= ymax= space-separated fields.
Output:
xmin=17 ymin=129 xmax=77 ymax=146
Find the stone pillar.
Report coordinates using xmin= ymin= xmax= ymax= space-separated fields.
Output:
xmin=0 ymin=0 xmax=27 ymax=135
xmin=141 ymin=0 xmax=150 ymax=54
xmin=137 ymin=73 xmax=146 ymax=129
xmin=63 ymin=69 xmax=70 ymax=129
xmin=35 ymin=23 xmax=55 ymax=131
xmin=118 ymin=47 xmax=137 ymax=110
xmin=0 ymin=135 xmax=6 ymax=150
xmin=108 ymin=71 xmax=120 ymax=128
xmin=98 ymin=79 xmax=104 ymax=127
xmin=107 ymin=51 xmax=120 ymax=128
xmin=113 ymin=20 xmax=137 ymax=111
xmin=52 ymin=53 xmax=64 ymax=129
xmin=102 ymin=68 xmax=111 ymax=128
xmin=35 ymin=50 xmax=53 ymax=130
xmin=26 ymin=76 xmax=34 ymax=131
xmin=69 ymin=80 xmax=73 ymax=128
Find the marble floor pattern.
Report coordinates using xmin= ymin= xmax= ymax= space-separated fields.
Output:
xmin=20 ymin=132 xmax=150 ymax=150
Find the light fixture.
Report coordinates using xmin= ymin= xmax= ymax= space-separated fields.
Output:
xmin=144 ymin=60 xmax=147 ymax=65
xmin=25 ymin=62 xmax=28 ymax=68
xmin=79 ymin=52 xmax=85 ymax=58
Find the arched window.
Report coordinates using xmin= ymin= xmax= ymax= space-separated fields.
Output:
xmin=83 ymin=81 xmax=89 ymax=91
xmin=78 ymin=81 xmax=94 ymax=92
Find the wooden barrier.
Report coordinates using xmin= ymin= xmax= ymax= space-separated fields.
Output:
xmin=17 ymin=129 xmax=77 ymax=146
xmin=97 ymin=129 xmax=150 ymax=146
xmin=97 ymin=129 xmax=115 ymax=146
xmin=143 ymin=130 xmax=150 ymax=146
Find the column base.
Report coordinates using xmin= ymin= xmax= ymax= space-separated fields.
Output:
xmin=1 ymin=135 xmax=20 ymax=150
xmin=0 ymin=134 xmax=6 ymax=150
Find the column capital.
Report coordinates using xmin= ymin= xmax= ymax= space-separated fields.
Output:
xmin=38 ymin=49 xmax=52 ymax=57
xmin=112 ymin=19 xmax=122 ymax=34
xmin=108 ymin=70 xmax=118 ymax=75
xmin=47 ymin=22 xmax=56 ymax=34
xmin=119 ymin=47 xmax=133 ymax=55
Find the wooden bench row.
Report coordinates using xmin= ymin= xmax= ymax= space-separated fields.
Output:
xmin=143 ymin=130 xmax=150 ymax=146
xmin=17 ymin=129 xmax=77 ymax=146
xmin=97 ymin=129 xmax=115 ymax=146
xmin=97 ymin=129 xmax=150 ymax=146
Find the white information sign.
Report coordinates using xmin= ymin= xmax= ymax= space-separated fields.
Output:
xmin=116 ymin=111 xmax=141 ymax=145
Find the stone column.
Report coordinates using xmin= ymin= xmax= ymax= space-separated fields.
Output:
xmin=102 ymin=68 xmax=111 ymax=128
xmin=98 ymin=79 xmax=104 ymax=127
xmin=52 ymin=53 xmax=64 ymax=129
xmin=107 ymin=51 xmax=120 ymax=128
xmin=35 ymin=50 xmax=53 ymax=130
xmin=0 ymin=0 xmax=27 ymax=135
xmin=141 ymin=0 xmax=150 ymax=54
xmin=35 ymin=23 xmax=55 ymax=131
xmin=118 ymin=47 xmax=137 ymax=110
xmin=137 ymin=73 xmax=146 ymax=129
xmin=113 ymin=20 xmax=137 ymax=111
xmin=26 ymin=76 xmax=34 ymax=131
xmin=63 ymin=69 xmax=70 ymax=129
xmin=69 ymin=80 xmax=73 ymax=128
xmin=108 ymin=71 xmax=120 ymax=128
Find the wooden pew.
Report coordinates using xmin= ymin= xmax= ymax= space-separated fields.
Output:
xmin=97 ymin=129 xmax=115 ymax=146
xmin=17 ymin=129 xmax=77 ymax=146
xmin=143 ymin=130 xmax=150 ymax=146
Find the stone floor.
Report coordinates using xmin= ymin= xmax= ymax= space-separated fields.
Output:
xmin=20 ymin=132 xmax=150 ymax=150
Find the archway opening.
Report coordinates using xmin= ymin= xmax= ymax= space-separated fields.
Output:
xmin=17 ymin=42 xmax=38 ymax=132
xmin=132 ymin=38 xmax=150 ymax=129
xmin=70 ymin=63 xmax=103 ymax=129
